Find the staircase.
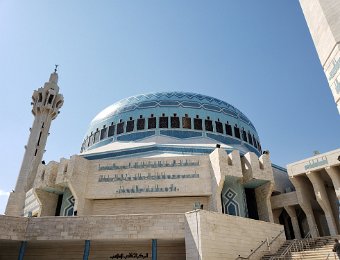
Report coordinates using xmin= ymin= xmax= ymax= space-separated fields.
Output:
xmin=261 ymin=235 xmax=340 ymax=260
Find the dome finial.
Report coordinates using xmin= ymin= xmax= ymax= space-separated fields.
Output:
xmin=54 ymin=64 xmax=59 ymax=73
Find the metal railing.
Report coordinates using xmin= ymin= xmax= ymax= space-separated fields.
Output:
xmin=235 ymin=230 xmax=285 ymax=260
xmin=269 ymin=235 xmax=339 ymax=260
xmin=326 ymin=252 xmax=338 ymax=260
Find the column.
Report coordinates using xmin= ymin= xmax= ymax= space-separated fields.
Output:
xmin=290 ymin=176 xmax=319 ymax=237
xmin=326 ymin=166 xmax=340 ymax=199
xmin=307 ymin=171 xmax=338 ymax=235
xmin=83 ymin=240 xmax=91 ymax=260
xmin=255 ymin=181 xmax=274 ymax=222
xmin=326 ymin=166 xmax=340 ymax=230
xmin=18 ymin=241 xmax=27 ymax=260
xmin=272 ymin=209 xmax=283 ymax=224
xmin=152 ymin=239 xmax=157 ymax=260
xmin=284 ymin=206 xmax=302 ymax=239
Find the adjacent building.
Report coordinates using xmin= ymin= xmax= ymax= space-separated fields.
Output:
xmin=299 ymin=0 xmax=340 ymax=113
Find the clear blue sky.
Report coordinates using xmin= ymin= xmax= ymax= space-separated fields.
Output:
xmin=0 ymin=1 xmax=339 ymax=214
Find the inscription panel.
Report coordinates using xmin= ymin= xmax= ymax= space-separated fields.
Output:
xmin=86 ymin=156 xmax=212 ymax=199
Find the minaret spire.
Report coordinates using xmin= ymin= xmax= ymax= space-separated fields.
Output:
xmin=5 ymin=69 xmax=64 ymax=216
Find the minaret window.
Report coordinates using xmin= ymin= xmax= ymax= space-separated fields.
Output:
xmin=205 ymin=117 xmax=213 ymax=132
xmin=225 ymin=122 xmax=232 ymax=136
xmin=215 ymin=120 xmax=223 ymax=134
xmin=194 ymin=115 xmax=202 ymax=130
xmin=37 ymin=131 xmax=42 ymax=146
xmin=108 ymin=124 xmax=115 ymax=137
xmin=126 ymin=119 xmax=134 ymax=132
xmin=171 ymin=114 xmax=180 ymax=128
xmin=48 ymin=95 xmax=54 ymax=104
xmin=234 ymin=125 xmax=240 ymax=139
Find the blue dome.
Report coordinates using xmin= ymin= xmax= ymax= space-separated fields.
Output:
xmin=81 ymin=92 xmax=262 ymax=156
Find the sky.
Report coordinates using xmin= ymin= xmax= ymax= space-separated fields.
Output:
xmin=0 ymin=1 xmax=339 ymax=214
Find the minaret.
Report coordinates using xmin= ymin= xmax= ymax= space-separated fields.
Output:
xmin=299 ymin=0 xmax=340 ymax=114
xmin=5 ymin=68 xmax=64 ymax=216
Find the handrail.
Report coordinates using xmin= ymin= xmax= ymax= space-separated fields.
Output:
xmin=269 ymin=230 xmax=285 ymax=246
xmin=270 ymin=235 xmax=340 ymax=260
xmin=235 ymin=229 xmax=285 ymax=260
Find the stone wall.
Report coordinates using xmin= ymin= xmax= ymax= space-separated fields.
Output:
xmin=185 ymin=210 xmax=285 ymax=260
xmin=0 ymin=215 xmax=27 ymax=240
xmin=91 ymin=196 xmax=209 ymax=215
xmin=0 ymin=214 xmax=184 ymax=241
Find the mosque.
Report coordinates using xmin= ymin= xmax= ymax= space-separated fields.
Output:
xmin=1 ymin=0 xmax=340 ymax=259
xmin=0 ymin=70 xmax=339 ymax=260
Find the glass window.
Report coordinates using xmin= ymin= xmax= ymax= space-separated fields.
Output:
xmin=100 ymin=127 xmax=107 ymax=140
xmin=94 ymin=130 xmax=100 ymax=143
xmin=205 ymin=119 xmax=213 ymax=132
xmin=225 ymin=123 xmax=233 ymax=136
xmin=194 ymin=118 xmax=202 ymax=130
xmin=234 ymin=125 xmax=240 ymax=139
xmin=182 ymin=117 xmax=191 ymax=129
xmin=137 ymin=118 xmax=145 ymax=130
xmin=215 ymin=121 xmax=223 ymax=134
xmin=117 ymin=122 xmax=124 ymax=135
xmin=242 ymin=128 xmax=248 ymax=142
xmin=171 ymin=116 xmax=180 ymax=128
xmin=248 ymin=132 xmax=253 ymax=145
xmin=148 ymin=117 xmax=156 ymax=129
xmin=159 ymin=116 xmax=168 ymax=128
xmin=108 ymin=124 xmax=115 ymax=137
xmin=126 ymin=120 xmax=134 ymax=132
xmin=253 ymin=135 xmax=257 ymax=148
xmin=88 ymin=134 xmax=94 ymax=146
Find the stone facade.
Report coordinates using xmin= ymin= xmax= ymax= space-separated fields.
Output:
xmin=1 ymin=72 xmax=316 ymax=259
xmin=299 ymin=0 xmax=340 ymax=113
xmin=287 ymin=148 xmax=340 ymax=237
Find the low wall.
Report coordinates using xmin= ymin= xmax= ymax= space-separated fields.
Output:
xmin=0 ymin=215 xmax=27 ymax=240
xmin=0 ymin=213 xmax=185 ymax=241
xmin=185 ymin=210 xmax=286 ymax=260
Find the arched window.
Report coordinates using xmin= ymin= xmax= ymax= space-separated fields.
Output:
xmin=225 ymin=122 xmax=233 ymax=136
xmin=248 ymin=131 xmax=253 ymax=145
xmin=234 ymin=124 xmax=240 ymax=139
xmin=108 ymin=123 xmax=115 ymax=137
xmin=148 ymin=114 xmax=156 ymax=129
xmin=159 ymin=114 xmax=169 ymax=128
xmin=171 ymin=114 xmax=180 ymax=128
xmin=182 ymin=114 xmax=191 ymax=129
xmin=137 ymin=115 xmax=145 ymax=130
xmin=205 ymin=117 xmax=213 ymax=132
xmin=100 ymin=126 xmax=108 ymax=140
xmin=194 ymin=115 xmax=202 ymax=130
xmin=242 ymin=128 xmax=247 ymax=142
xmin=215 ymin=120 xmax=223 ymax=134
xmin=117 ymin=121 xmax=124 ymax=135
xmin=126 ymin=118 xmax=134 ymax=132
